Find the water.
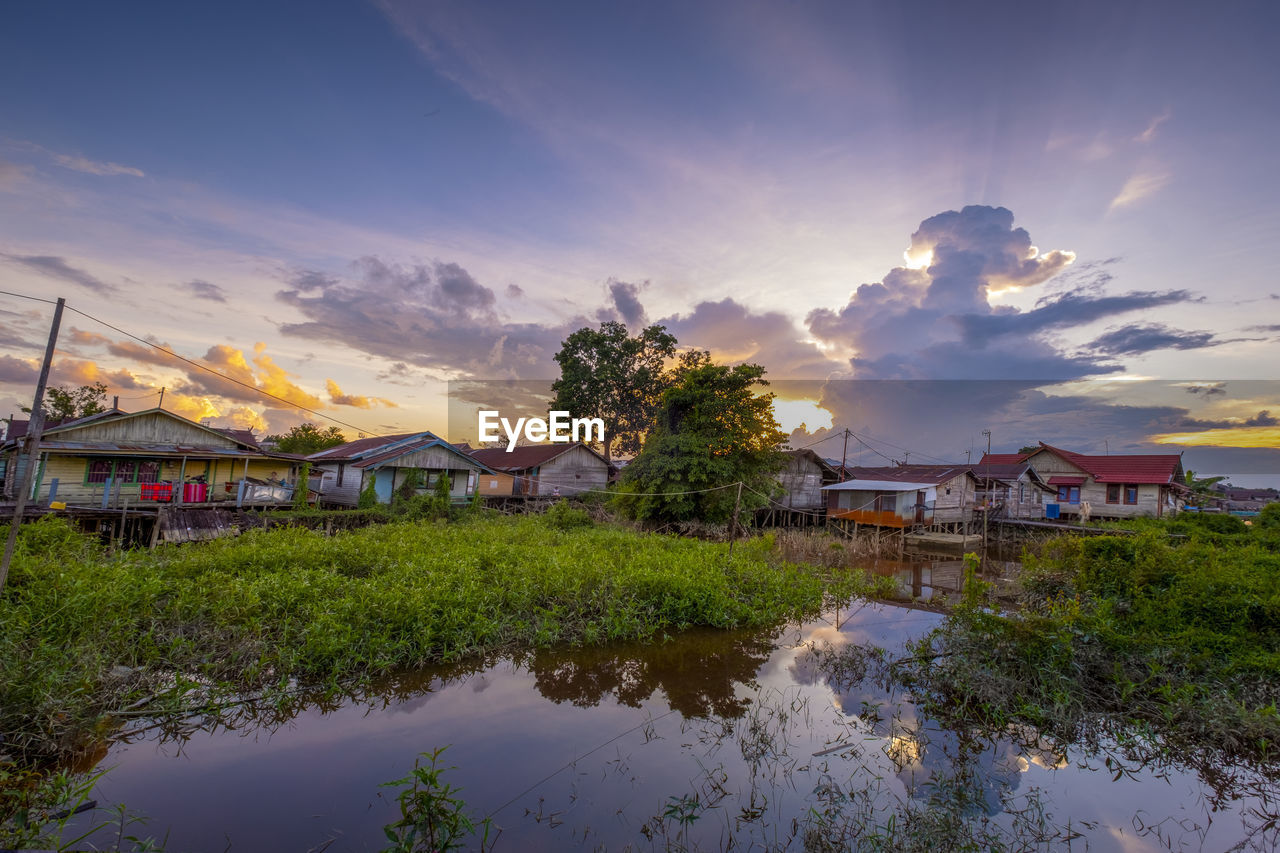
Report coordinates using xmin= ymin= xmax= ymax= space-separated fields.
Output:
xmin=68 ymin=598 xmax=1276 ymax=851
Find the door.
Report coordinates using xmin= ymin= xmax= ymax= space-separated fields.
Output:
xmin=915 ymin=490 xmax=926 ymax=524
xmin=374 ymin=468 xmax=394 ymax=504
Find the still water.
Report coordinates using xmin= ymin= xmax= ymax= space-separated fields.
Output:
xmin=74 ymin=578 xmax=1273 ymax=851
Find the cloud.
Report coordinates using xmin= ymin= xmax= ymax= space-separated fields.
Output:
xmin=804 ymin=206 xmax=1203 ymax=381
xmin=0 ymin=354 xmax=38 ymax=384
xmin=0 ymin=253 xmax=117 ymax=294
xmin=105 ymin=337 xmax=180 ymax=368
xmin=277 ymin=256 xmax=587 ymax=379
xmin=1183 ymin=382 xmax=1227 ymax=397
xmin=505 ymin=283 xmax=524 ymax=298
xmin=175 ymin=343 xmax=323 ymax=410
xmin=660 ymin=298 xmax=841 ymax=376
xmin=1136 ymin=109 xmax=1171 ymax=144
xmin=1109 ymin=171 xmax=1170 ymax=211
xmin=326 ymin=379 xmax=397 ymax=409
xmin=184 ymin=280 xmax=227 ymax=302
xmin=1087 ymin=323 xmax=1221 ymax=356
xmin=50 ymin=153 xmax=145 ymax=178
xmin=607 ymin=279 xmax=648 ymax=328
xmin=52 ymin=358 xmax=150 ymax=390
xmin=67 ymin=327 xmax=111 ymax=347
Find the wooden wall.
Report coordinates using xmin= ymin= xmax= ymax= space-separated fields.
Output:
xmin=535 ymin=446 xmax=609 ymax=496
xmin=777 ymin=454 xmax=826 ymax=509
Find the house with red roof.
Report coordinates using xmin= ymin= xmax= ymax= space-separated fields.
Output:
xmin=468 ymin=442 xmax=611 ymax=497
xmin=307 ymin=431 xmax=495 ymax=507
xmin=981 ymin=443 xmax=1186 ymax=519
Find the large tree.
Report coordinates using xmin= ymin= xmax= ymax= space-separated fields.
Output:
xmin=267 ymin=422 xmax=347 ymax=455
xmin=615 ymin=362 xmax=788 ymax=523
xmin=550 ymin=321 xmax=680 ymax=461
xmin=23 ymin=383 xmax=107 ymax=422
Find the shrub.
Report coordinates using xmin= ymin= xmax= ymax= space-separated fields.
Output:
xmin=545 ymin=499 xmax=592 ymax=530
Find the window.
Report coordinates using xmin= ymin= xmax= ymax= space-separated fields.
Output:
xmin=1057 ymin=486 xmax=1080 ymax=504
xmin=875 ymin=493 xmax=897 ymax=512
xmin=84 ymin=458 xmax=163 ymax=485
xmin=1125 ymin=485 xmax=1139 ymax=505
xmin=1106 ymin=484 xmax=1121 ymax=504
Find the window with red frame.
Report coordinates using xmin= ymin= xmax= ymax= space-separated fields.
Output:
xmin=1056 ymin=485 xmax=1080 ymax=503
xmin=1106 ymin=484 xmax=1121 ymax=503
xmin=1125 ymin=485 xmax=1139 ymax=504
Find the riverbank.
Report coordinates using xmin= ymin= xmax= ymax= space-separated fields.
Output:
xmin=0 ymin=513 xmax=895 ymax=765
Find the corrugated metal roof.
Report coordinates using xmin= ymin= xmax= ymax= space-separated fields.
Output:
xmin=308 ymin=432 xmax=432 ymax=461
xmin=354 ymin=437 xmax=496 ymax=474
xmin=34 ymin=440 xmax=266 ymax=459
xmin=1047 ymin=475 xmax=1087 ymax=486
xmin=978 ymin=453 xmax=1029 ymax=465
xmin=840 ymin=464 xmax=972 ymax=485
xmin=469 ymin=442 xmax=610 ymax=471
xmin=823 ymin=479 xmax=939 ymax=491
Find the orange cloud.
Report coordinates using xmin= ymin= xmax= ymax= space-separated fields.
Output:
xmin=67 ymin=327 xmax=111 ymax=347
xmin=1152 ymin=426 xmax=1280 ymax=448
xmin=53 ymin=358 xmax=150 ymax=391
xmin=326 ymin=378 xmax=397 ymax=409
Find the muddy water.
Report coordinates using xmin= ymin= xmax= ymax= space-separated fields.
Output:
xmin=73 ymin=600 xmax=1273 ymax=852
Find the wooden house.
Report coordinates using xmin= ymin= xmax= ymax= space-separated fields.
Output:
xmin=822 ymin=465 xmax=977 ymax=528
xmin=969 ymin=460 xmax=1054 ymax=519
xmin=308 ymin=432 xmax=494 ymax=507
xmin=468 ymin=443 xmax=611 ymax=497
xmin=982 ymin=443 xmax=1186 ymax=519
xmin=776 ymin=449 xmax=841 ymax=511
xmin=0 ymin=407 xmax=300 ymax=506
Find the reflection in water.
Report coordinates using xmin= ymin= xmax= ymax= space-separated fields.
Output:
xmin=63 ymin=602 xmax=1278 ymax=852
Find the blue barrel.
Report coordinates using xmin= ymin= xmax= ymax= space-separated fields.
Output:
xmin=1045 ymin=503 xmax=1061 ymax=519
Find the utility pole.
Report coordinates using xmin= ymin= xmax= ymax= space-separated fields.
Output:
xmin=158 ymin=387 xmax=165 ymax=409
xmin=839 ymin=428 xmax=849 ymax=478
xmin=727 ymin=481 xmax=743 ymax=556
xmin=1 ymin=297 xmax=65 ymax=592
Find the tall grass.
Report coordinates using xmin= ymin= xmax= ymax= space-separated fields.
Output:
xmin=0 ymin=515 xmax=887 ymax=762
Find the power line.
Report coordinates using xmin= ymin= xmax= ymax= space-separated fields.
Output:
xmin=61 ymin=304 xmax=385 ymax=438
xmin=0 ymin=289 xmax=59 ymax=305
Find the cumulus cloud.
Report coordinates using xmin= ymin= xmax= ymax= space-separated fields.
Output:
xmin=0 ymin=253 xmax=118 ymax=294
xmin=326 ymin=379 xmax=397 ymax=409
xmin=175 ymin=343 xmax=323 ymax=410
xmin=277 ymin=256 xmax=585 ymax=379
xmin=607 ymin=279 xmax=648 ymax=328
xmin=184 ymin=280 xmax=227 ymax=302
xmin=805 ymin=205 xmax=1198 ymax=381
xmin=0 ymin=354 xmax=38 ymax=384
xmin=660 ymin=298 xmax=841 ymax=376
xmin=52 ymin=358 xmax=150 ymax=390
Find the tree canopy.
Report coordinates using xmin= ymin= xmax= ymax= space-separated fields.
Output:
xmin=550 ymin=321 xmax=688 ymax=461
xmin=267 ymin=422 xmax=347 ymax=455
xmin=615 ymin=362 xmax=788 ymax=523
xmin=23 ymin=383 xmax=108 ymax=423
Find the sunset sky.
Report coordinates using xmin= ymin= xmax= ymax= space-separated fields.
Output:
xmin=2 ymin=1 xmax=1278 ymax=482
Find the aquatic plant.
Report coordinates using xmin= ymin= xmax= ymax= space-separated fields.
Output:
xmin=0 ymin=514 xmax=888 ymax=763
xmin=380 ymin=747 xmax=491 ymax=853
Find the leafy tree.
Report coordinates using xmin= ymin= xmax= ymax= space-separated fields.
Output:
xmin=1183 ymin=470 xmax=1228 ymax=506
xmin=268 ymin=422 xmax=347 ymax=455
xmin=615 ymin=362 xmax=787 ymax=523
xmin=1255 ymin=501 xmax=1280 ymax=530
xmin=23 ymin=383 xmax=107 ymax=422
xmin=292 ymin=462 xmax=312 ymax=510
xmin=550 ymin=322 xmax=681 ymax=462
xmin=1016 ymin=445 xmax=1040 ymax=455
xmin=396 ymin=468 xmax=424 ymax=505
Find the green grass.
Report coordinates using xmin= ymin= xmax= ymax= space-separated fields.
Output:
xmin=0 ymin=514 xmax=889 ymax=763
xmin=892 ymin=530 xmax=1280 ymax=770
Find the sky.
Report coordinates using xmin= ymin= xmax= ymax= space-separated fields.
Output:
xmin=1 ymin=0 xmax=1278 ymax=481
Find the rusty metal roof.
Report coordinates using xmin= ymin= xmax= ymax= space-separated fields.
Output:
xmin=469 ymin=442 xmax=612 ymax=472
